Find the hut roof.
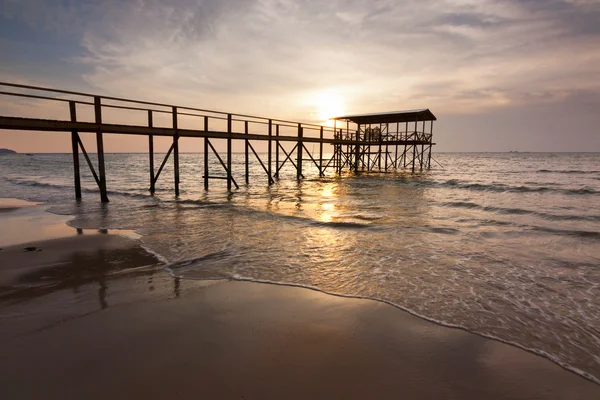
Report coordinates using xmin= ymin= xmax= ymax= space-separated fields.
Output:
xmin=332 ymin=109 xmax=436 ymax=124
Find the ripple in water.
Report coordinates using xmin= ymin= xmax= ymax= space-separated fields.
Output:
xmin=1 ymin=152 xmax=600 ymax=383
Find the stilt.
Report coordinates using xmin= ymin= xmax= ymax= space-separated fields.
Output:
xmin=94 ymin=96 xmax=109 ymax=203
xmin=227 ymin=114 xmax=232 ymax=191
xmin=172 ymin=107 xmax=180 ymax=197
xmin=355 ymin=124 xmax=360 ymax=172
xmin=148 ymin=110 xmax=155 ymax=194
xmin=276 ymin=124 xmax=280 ymax=179
xmin=378 ymin=123 xmax=382 ymax=171
xmin=412 ymin=144 xmax=416 ymax=173
xmin=204 ymin=116 xmax=209 ymax=190
xmin=319 ymin=126 xmax=323 ymax=176
xmin=428 ymin=121 xmax=434 ymax=169
xmin=427 ymin=145 xmax=432 ymax=170
xmin=297 ymin=123 xmax=303 ymax=180
xmin=69 ymin=101 xmax=81 ymax=200
xmin=268 ymin=119 xmax=272 ymax=184
xmin=245 ymin=121 xmax=249 ymax=184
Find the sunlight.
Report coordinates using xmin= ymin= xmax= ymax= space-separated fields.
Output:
xmin=306 ymin=90 xmax=346 ymax=127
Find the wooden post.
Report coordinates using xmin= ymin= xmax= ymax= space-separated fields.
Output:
xmin=227 ymin=114 xmax=232 ymax=191
xmin=276 ymin=124 xmax=280 ymax=178
xmin=412 ymin=144 xmax=416 ymax=173
xmin=339 ymin=129 xmax=343 ymax=174
xmin=245 ymin=121 xmax=249 ymax=184
xmin=385 ymin=123 xmax=389 ymax=172
xmin=69 ymin=101 xmax=81 ymax=200
xmin=428 ymin=121 xmax=434 ymax=169
xmin=355 ymin=124 xmax=360 ymax=172
xmin=319 ymin=126 xmax=323 ymax=176
xmin=268 ymin=119 xmax=272 ymax=184
xmin=378 ymin=123 xmax=382 ymax=171
xmin=394 ymin=122 xmax=399 ymax=169
xmin=204 ymin=116 xmax=209 ymax=190
xmin=173 ymin=106 xmax=179 ymax=197
xmin=403 ymin=122 xmax=409 ymax=169
xmin=333 ymin=120 xmax=336 ymax=171
xmin=297 ymin=123 xmax=303 ymax=180
xmin=94 ymin=96 xmax=109 ymax=203
xmin=148 ymin=110 xmax=155 ymax=194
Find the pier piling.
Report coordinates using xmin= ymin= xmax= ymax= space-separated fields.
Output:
xmin=69 ymin=101 xmax=81 ymax=200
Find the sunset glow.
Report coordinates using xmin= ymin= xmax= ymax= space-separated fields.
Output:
xmin=1 ymin=1 xmax=599 ymax=152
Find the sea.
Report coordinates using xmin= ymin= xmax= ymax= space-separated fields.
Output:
xmin=1 ymin=152 xmax=599 ymax=383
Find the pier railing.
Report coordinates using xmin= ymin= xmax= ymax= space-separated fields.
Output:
xmin=0 ymin=82 xmax=435 ymax=202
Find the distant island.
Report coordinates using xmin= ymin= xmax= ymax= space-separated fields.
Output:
xmin=0 ymin=148 xmax=17 ymax=154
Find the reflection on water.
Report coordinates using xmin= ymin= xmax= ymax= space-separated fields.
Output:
xmin=0 ymin=237 xmax=164 ymax=308
xmin=1 ymin=152 xmax=600 ymax=382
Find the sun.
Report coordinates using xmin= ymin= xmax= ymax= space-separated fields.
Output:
xmin=312 ymin=91 xmax=345 ymax=125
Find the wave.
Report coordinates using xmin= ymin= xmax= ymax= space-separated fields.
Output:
xmin=430 ymin=179 xmax=599 ymax=196
xmin=440 ymin=201 xmax=600 ymax=223
xmin=6 ymin=178 xmax=154 ymax=200
xmin=162 ymin=264 xmax=600 ymax=386
xmin=531 ymin=227 xmax=600 ymax=239
xmin=537 ymin=169 xmax=600 ymax=175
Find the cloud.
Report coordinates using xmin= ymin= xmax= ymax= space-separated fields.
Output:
xmin=1 ymin=0 xmax=600 ymax=151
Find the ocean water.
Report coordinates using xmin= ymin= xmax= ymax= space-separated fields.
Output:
xmin=1 ymin=151 xmax=599 ymax=382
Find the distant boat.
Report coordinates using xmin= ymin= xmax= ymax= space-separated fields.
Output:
xmin=25 ymin=153 xmax=34 ymax=156
xmin=508 ymin=151 xmax=519 ymax=153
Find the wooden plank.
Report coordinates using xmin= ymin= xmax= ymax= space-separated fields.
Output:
xmin=153 ymin=143 xmax=175 ymax=185
xmin=207 ymin=139 xmax=239 ymax=189
xmin=248 ymin=141 xmax=275 ymax=185
xmin=75 ymin=136 xmax=100 ymax=186
xmin=0 ymin=116 xmax=433 ymax=146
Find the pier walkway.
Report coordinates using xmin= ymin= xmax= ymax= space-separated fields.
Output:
xmin=0 ymin=82 xmax=436 ymax=202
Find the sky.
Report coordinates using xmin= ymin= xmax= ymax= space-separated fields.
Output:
xmin=1 ymin=0 xmax=599 ymax=152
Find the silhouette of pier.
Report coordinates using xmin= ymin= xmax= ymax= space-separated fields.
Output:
xmin=0 ymin=82 xmax=436 ymax=202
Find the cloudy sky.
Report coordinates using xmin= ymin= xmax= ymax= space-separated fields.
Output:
xmin=1 ymin=0 xmax=599 ymax=152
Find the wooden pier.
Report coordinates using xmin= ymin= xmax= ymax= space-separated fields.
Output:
xmin=0 ymin=82 xmax=436 ymax=202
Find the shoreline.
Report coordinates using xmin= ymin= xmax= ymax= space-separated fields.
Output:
xmin=223 ymin=275 xmax=600 ymax=386
xmin=1 ymin=237 xmax=599 ymax=398
xmin=1 ymin=197 xmax=600 ymax=397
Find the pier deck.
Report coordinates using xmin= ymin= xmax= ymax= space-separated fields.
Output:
xmin=0 ymin=82 xmax=436 ymax=202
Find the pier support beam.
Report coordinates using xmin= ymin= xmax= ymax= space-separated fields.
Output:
xmin=227 ymin=114 xmax=232 ymax=191
xmin=268 ymin=119 xmax=272 ymax=184
xmin=148 ymin=110 xmax=155 ymax=194
xmin=245 ymin=121 xmax=249 ymax=184
xmin=319 ymin=127 xmax=324 ymax=176
xmin=69 ymin=101 xmax=81 ymax=200
xmin=173 ymin=107 xmax=180 ymax=197
xmin=94 ymin=96 xmax=109 ymax=203
xmin=297 ymin=124 xmax=303 ymax=180
xmin=276 ymin=125 xmax=280 ymax=179
xmin=204 ymin=116 xmax=209 ymax=190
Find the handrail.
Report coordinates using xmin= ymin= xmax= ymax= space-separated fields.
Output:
xmin=0 ymin=81 xmax=336 ymax=132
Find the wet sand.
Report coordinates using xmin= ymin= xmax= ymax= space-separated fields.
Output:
xmin=0 ymin=211 xmax=599 ymax=399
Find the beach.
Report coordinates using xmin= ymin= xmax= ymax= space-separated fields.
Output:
xmin=1 ymin=200 xmax=599 ymax=399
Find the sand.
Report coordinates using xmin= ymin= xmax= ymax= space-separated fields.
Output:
xmin=0 ymin=205 xmax=599 ymax=399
